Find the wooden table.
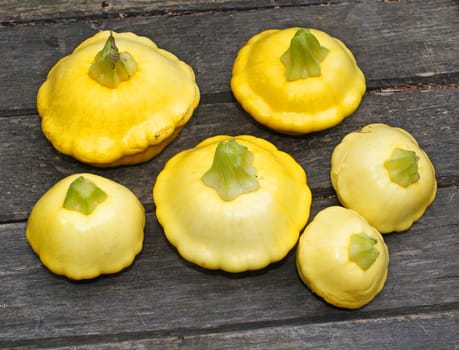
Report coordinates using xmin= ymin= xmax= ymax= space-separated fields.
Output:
xmin=1 ymin=1 xmax=458 ymax=348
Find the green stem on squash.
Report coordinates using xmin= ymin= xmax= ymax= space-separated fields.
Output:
xmin=281 ymin=28 xmax=329 ymax=81
xmin=63 ymin=176 xmax=108 ymax=215
xmin=348 ymin=232 xmax=380 ymax=271
xmin=202 ymin=138 xmax=260 ymax=201
xmin=384 ymin=148 xmax=420 ymax=187
xmin=88 ymin=31 xmax=137 ymax=88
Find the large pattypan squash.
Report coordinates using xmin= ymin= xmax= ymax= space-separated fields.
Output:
xmin=37 ymin=31 xmax=200 ymax=167
xmin=153 ymin=135 xmax=312 ymax=273
xmin=231 ymin=28 xmax=366 ymax=134
xmin=26 ymin=173 xmax=145 ymax=280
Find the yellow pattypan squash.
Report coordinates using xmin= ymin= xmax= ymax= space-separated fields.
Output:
xmin=37 ymin=31 xmax=200 ymax=167
xmin=331 ymin=123 xmax=437 ymax=233
xmin=297 ymin=206 xmax=389 ymax=309
xmin=231 ymin=27 xmax=366 ymax=134
xmin=153 ymin=135 xmax=312 ymax=273
xmin=26 ymin=173 xmax=145 ymax=280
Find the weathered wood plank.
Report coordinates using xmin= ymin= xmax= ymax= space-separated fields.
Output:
xmin=0 ymin=0 xmax=340 ymax=23
xmin=0 ymin=186 xmax=457 ymax=344
xmin=4 ymin=310 xmax=457 ymax=349
xmin=0 ymin=0 xmax=457 ymax=114
xmin=0 ymin=88 xmax=457 ymax=222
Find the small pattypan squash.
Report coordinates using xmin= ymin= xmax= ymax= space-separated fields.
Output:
xmin=297 ymin=206 xmax=389 ymax=309
xmin=26 ymin=173 xmax=145 ymax=280
xmin=231 ymin=27 xmax=366 ymax=134
xmin=331 ymin=123 xmax=437 ymax=233
xmin=153 ymin=135 xmax=312 ymax=273
xmin=37 ymin=31 xmax=200 ymax=167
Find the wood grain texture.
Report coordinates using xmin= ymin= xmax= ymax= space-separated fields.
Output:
xmin=0 ymin=0 xmax=345 ymax=23
xmin=4 ymin=310 xmax=457 ymax=349
xmin=0 ymin=0 xmax=458 ymax=114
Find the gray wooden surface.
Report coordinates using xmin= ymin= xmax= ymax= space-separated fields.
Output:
xmin=0 ymin=1 xmax=458 ymax=349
